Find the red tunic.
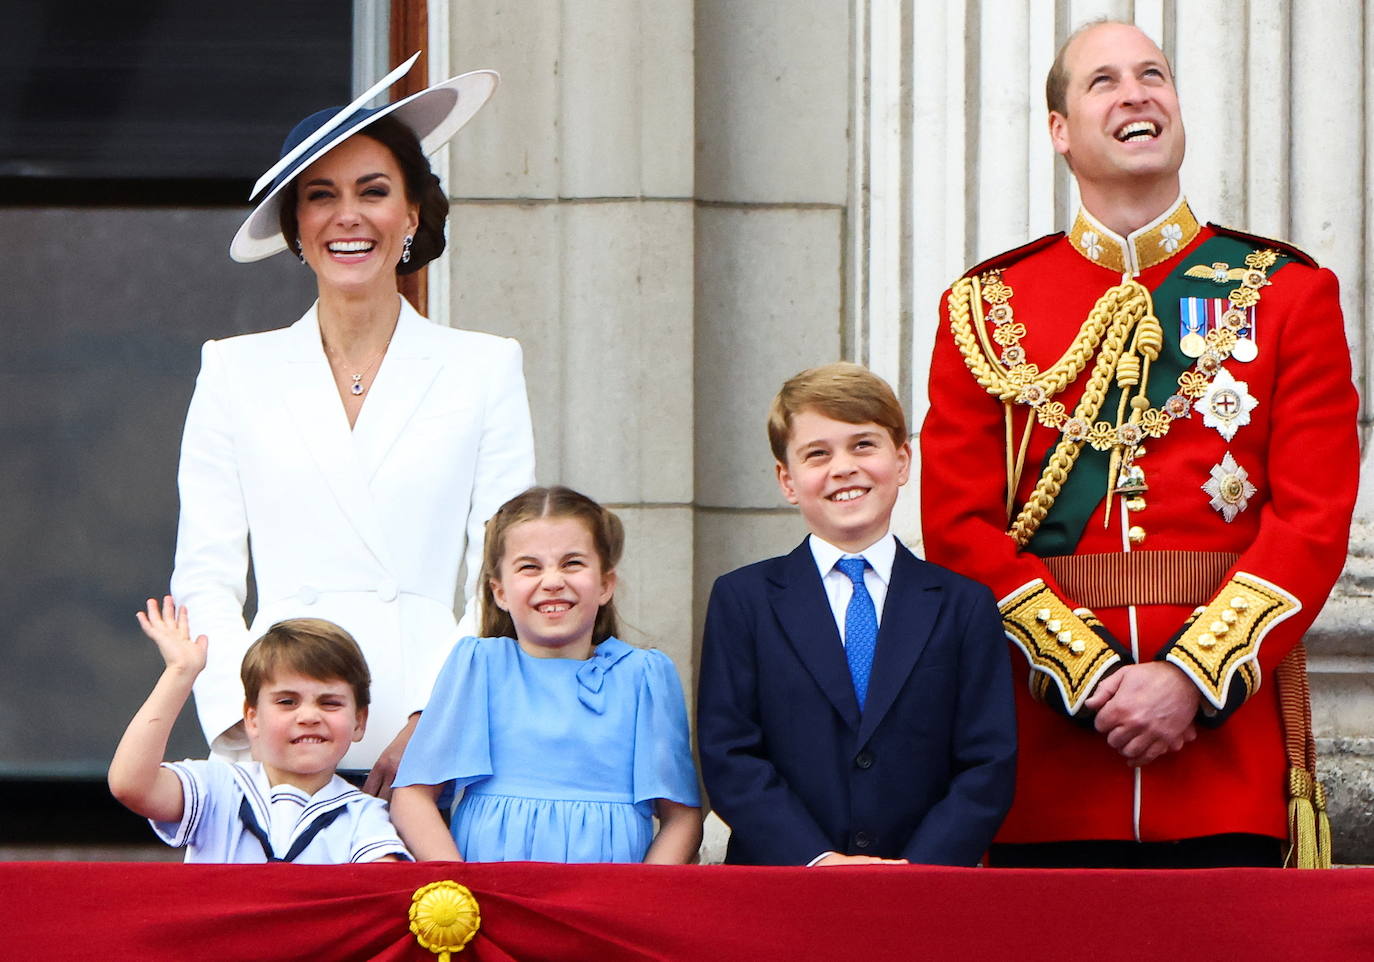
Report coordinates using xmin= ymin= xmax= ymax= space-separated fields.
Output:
xmin=920 ymin=203 xmax=1359 ymax=844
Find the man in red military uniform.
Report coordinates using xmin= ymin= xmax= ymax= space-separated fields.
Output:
xmin=920 ymin=19 xmax=1360 ymax=867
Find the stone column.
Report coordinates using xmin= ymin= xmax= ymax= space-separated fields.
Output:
xmin=440 ymin=0 xmax=697 ymax=678
xmin=692 ymin=0 xmax=856 ymax=649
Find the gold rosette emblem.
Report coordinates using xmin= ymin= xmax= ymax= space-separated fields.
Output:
xmin=410 ymin=881 xmax=481 ymax=960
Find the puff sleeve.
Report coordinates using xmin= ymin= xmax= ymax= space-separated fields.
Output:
xmin=631 ymin=649 xmax=701 ymax=808
xmin=393 ymin=636 xmax=493 ymax=790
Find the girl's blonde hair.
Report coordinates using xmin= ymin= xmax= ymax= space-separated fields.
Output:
xmin=479 ymin=486 xmax=624 ymax=645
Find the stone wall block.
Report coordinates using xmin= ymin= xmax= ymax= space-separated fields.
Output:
xmin=559 ymin=0 xmax=644 ymax=197
xmin=450 ymin=0 xmax=561 ymax=199
xmin=972 ymin=1 xmax=1033 ymax=261
xmin=448 ymin=201 xmax=564 ymax=479
xmin=615 ymin=505 xmax=695 ymax=678
xmin=557 ymin=0 xmax=694 ymax=198
xmin=695 ymin=0 xmax=850 ymax=204
xmin=1292 ymin=0 xmax=1366 ymax=393
xmin=694 ymin=206 xmax=844 ymax=509
xmin=1175 ymin=0 xmax=1247 ymax=221
xmin=561 ymin=201 xmax=694 ymax=503
xmin=1317 ymin=737 xmax=1374 ymax=865
xmin=692 ymin=509 xmax=808 ymax=659
xmin=639 ymin=0 xmax=696 ymax=197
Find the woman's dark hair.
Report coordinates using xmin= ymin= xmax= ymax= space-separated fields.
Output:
xmin=277 ymin=114 xmax=449 ymax=275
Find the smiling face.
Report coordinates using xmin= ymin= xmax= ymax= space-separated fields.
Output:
xmin=293 ymin=134 xmax=419 ymax=297
xmin=1048 ymin=22 xmax=1184 ymax=204
xmin=490 ymin=516 xmax=617 ymax=661
xmin=244 ymin=670 xmax=366 ymax=794
xmin=776 ymin=408 xmax=911 ymax=553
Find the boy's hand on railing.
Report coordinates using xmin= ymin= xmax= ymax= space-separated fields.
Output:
xmin=812 ymin=853 xmax=909 ymax=867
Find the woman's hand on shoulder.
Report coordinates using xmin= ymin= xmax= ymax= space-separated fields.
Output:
xmin=136 ymin=596 xmax=208 ymax=678
xmin=364 ymin=712 xmax=422 ymax=799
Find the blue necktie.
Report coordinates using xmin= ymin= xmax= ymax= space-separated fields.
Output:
xmin=836 ymin=557 xmax=877 ymax=709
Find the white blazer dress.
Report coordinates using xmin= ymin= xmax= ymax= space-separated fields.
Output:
xmin=171 ymin=295 xmax=536 ymax=769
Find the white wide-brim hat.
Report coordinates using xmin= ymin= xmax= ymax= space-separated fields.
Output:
xmin=230 ymin=52 xmax=498 ymax=263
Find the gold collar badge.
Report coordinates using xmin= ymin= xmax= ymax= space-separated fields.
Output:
xmin=1069 ymin=198 xmax=1201 ymax=275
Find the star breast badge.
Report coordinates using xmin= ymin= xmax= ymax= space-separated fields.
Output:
xmin=1203 ymin=452 xmax=1258 ymax=522
xmin=1194 ymin=367 xmax=1258 ymax=441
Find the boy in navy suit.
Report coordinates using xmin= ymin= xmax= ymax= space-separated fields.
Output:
xmin=698 ymin=362 xmax=1016 ymax=865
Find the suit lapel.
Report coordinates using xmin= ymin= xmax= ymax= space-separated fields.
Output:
xmin=351 ymin=298 xmax=442 ymax=481
xmin=278 ymin=305 xmax=394 ymax=568
xmin=768 ymin=541 xmax=861 ymax=731
xmin=857 ymin=542 xmax=942 ymax=745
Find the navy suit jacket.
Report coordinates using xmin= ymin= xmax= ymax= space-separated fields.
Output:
xmin=697 ymin=537 xmax=1016 ymax=865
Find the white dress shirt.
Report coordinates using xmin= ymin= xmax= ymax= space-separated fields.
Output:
xmin=807 ymin=532 xmax=896 ymax=644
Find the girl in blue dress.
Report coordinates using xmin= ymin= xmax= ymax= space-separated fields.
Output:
xmin=391 ymin=486 xmax=702 ymax=862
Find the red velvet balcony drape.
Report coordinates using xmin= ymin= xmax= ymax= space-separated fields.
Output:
xmin=4 ymin=861 xmax=1371 ymax=961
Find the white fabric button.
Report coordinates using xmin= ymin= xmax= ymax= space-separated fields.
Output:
xmin=297 ymin=586 xmax=319 ymax=605
xmin=377 ymin=579 xmax=399 ymax=603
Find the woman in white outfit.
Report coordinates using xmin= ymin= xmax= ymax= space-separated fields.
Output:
xmin=171 ymin=54 xmax=534 ymax=790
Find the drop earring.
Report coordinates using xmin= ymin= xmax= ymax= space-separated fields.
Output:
xmin=401 ymin=234 xmax=413 ymax=264
xmin=295 ymin=239 xmax=305 ymax=264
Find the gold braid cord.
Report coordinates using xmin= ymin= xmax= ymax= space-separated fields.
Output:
xmin=947 ymin=275 xmax=1109 ymax=402
xmin=948 ymin=274 xmax=1154 ymax=546
xmin=999 ymin=580 xmax=1122 ymax=714
xmin=946 ymin=250 xmax=1278 ymax=548
xmin=1162 ymin=572 xmax=1300 ymax=710
xmin=1007 ymin=285 xmax=1151 ymax=545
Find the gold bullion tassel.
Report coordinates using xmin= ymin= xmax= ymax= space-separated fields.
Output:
xmin=410 ymin=881 xmax=482 ymax=960
xmin=1286 ymin=768 xmax=1319 ymax=869
xmin=1315 ymin=780 xmax=1333 ymax=869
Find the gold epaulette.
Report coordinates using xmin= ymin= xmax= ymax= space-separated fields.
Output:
xmin=999 ymin=580 xmax=1123 ymax=714
xmin=1163 ymin=572 xmax=1301 ymax=709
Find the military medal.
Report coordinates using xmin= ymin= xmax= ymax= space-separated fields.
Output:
xmin=1203 ymin=452 xmax=1257 ymax=522
xmin=1220 ymin=300 xmax=1258 ymax=363
xmin=1231 ymin=308 xmax=1258 ymax=362
xmin=1194 ymin=367 xmax=1258 ymax=441
xmin=1178 ymin=299 xmax=1207 ymax=358
xmin=1181 ymin=296 xmax=1257 ymax=361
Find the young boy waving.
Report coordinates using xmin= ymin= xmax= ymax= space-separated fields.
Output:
xmin=108 ymin=598 xmax=409 ymax=863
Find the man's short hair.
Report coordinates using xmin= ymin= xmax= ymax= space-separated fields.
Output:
xmin=767 ymin=362 xmax=909 ymax=463
xmin=241 ymin=618 xmax=371 ymax=709
xmin=1045 ymin=18 xmax=1174 ymax=115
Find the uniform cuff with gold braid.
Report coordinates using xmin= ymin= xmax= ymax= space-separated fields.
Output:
xmin=999 ymin=580 xmax=1130 ymax=716
xmin=1159 ymin=572 xmax=1301 ymax=717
